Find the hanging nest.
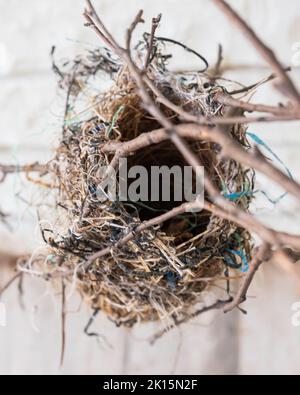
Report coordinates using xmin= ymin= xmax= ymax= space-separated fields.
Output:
xmin=31 ymin=39 xmax=255 ymax=328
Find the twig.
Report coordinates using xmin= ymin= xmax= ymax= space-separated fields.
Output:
xmin=84 ymin=0 xmax=120 ymax=52
xmin=272 ymin=249 xmax=300 ymax=283
xmin=229 ymin=67 xmax=292 ymax=95
xmin=101 ymin=123 xmax=300 ymax=204
xmin=223 ymin=243 xmax=271 ymax=313
xmin=0 ymin=208 xmax=9 ymax=225
xmin=126 ymin=10 xmax=144 ymax=51
xmin=144 ymin=73 xmax=299 ymax=123
xmin=149 ymin=242 xmax=300 ymax=344
xmin=86 ymin=199 xmax=202 ymax=266
xmin=0 ymin=272 xmax=22 ymax=299
xmin=211 ymin=44 xmax=223 ymax=82
xmin=204 ymin=201 xmax=300 ymax=251
xmin=62 ymin=72 xmax=75 ymax=136
xmin=144 ymin=14 xmax=162 ymax=68
xmin=149 ymin=298 xmax=233 ymax=344
xmin=149 ymin=243 xmax=275 ymax=343
xmin=215 ymin=93 xmax=290 ymax=116
xmin=86 ymin=195 xmax=300 ymax=265
xmin=212 ymin=0 xmax=300 ymax=107
xmin=0 ymin=163 xmax=48 ymax=183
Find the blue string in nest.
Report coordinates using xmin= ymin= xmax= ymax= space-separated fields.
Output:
xmin=224 ymin=249 xmax=250 ymax=273
xmin=223 ymin=132 xmax=293 ymax=205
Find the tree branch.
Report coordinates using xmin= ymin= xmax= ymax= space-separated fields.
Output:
xmin=144 ymin=14 xmax=162 ymax=68
xmin=212 ymin=0 xmax=300 ymax=107
xmin=0 ymin=162 xmax=48 ymax=183
xmin=101 ymin=123 xmax=300 ymax=203
xmin=223 ymin=243 xmax=271 ymax=313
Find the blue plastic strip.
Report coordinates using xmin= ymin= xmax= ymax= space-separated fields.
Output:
xmin=225 ymin=249 xmax=250 ymax=273
xmin=246 ymin=132 xmax=293 ymax=204
xmin=246 ymin=132 xmax=293 ymax=180
xmin=224 ymin=190 xmax=256 ymax=201
xmin=222 ymin=133 xmax=294 ymax=204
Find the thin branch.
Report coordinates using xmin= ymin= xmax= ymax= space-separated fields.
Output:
xmin=84 ymin=0 xmax=120 ymax=52
xmin=212 ymin=0 xmax=300 ymax=107
xmin=206 ymin=203 xmax=300 ymax=251
xmin=229 ymin=67 xmax=292 ymax=95
xmin=215 ymin=93 xmax=291 ymax=116
xmin=0 ymin=208 xmax=9 ymax=224
xmin=101 ymin=123 xmax=300 ymax=203
xmin=144 ymin=73 xmax=300 ymax=124
xmin=272 ymin=249 xmax=300 ymax=283
xmin=149 ymin=298 xmax=233 ymax=344
xmin=144 ymin=14 xmax=162 ymax=68
xmin=192 ymin=113 xmax=300 ymax=125
xmin=149 ymin=242 xmax=300 ymax=344
xmin=86 ymin=196 xmax=300 ymax=265
xmin=223 ymin=243 xmax=271 ymax=313
xmin=62 ymin=72 xmax=75 ymax=136
xmin=85 ymin=199 xmax=202 ymax=267
xmin=126 ymin=10 xmax=144 ymax=51
xmin=211 ymin=44 xmax=224 ymax=82
xmin=0 ymin=272 xmax=22 ymax=298
xmin=149 ymin=243 xmax=290 ymax=344
xmin=0 ymin=162 xmax=48 ymax=183
xmin=83 ymin=11 xmax=116 ymax=51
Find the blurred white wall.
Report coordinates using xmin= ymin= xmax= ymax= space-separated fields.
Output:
xmin=1 ymin=0 xmax=300 ymax=375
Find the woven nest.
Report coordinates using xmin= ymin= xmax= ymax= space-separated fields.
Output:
xmin=38 ymin=43 xmax=254 ymax=328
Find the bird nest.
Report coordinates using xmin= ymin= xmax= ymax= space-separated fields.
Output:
xmin=32 ymin=41 xmax=254 ymax=328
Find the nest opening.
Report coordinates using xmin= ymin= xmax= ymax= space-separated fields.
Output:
xmin=125 ymin=140 xmax=212 ymax=242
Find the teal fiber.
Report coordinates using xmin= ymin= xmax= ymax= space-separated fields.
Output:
xmin=224 ymin=249 xmax=250 ymax=273
xmin=223 ymin=132 xmax=293 ymax=204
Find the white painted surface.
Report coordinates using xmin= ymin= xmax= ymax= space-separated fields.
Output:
xmin=1 ymin=0 xmax=300 ymax=375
